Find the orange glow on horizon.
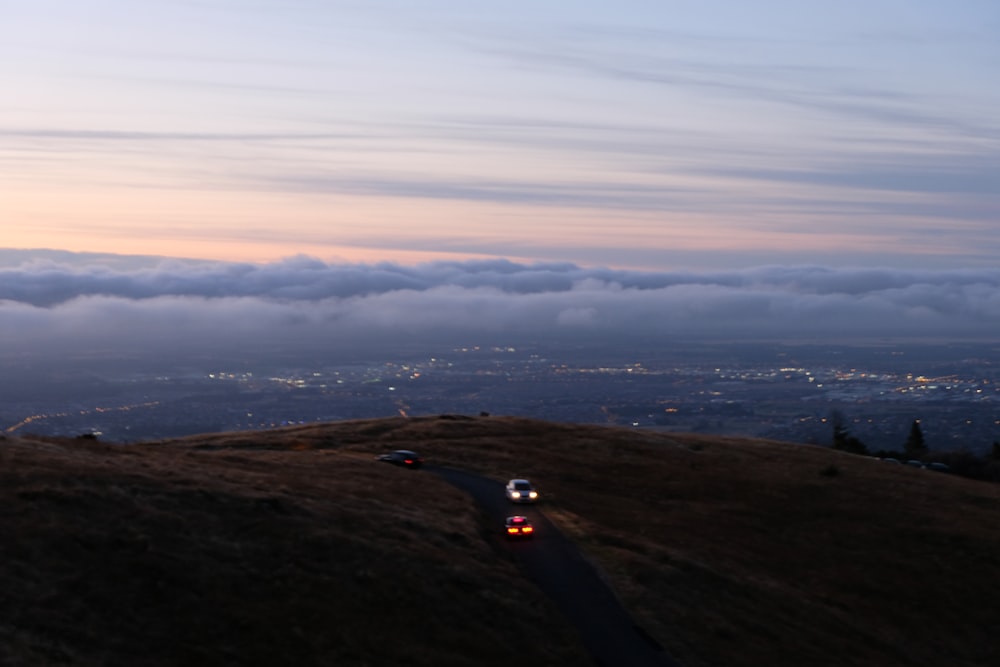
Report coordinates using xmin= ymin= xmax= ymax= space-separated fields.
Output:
xmin=3 ymin=183 xmax=967 ymax=268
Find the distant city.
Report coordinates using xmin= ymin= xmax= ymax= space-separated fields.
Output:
xmin=3 ymin=341 xmax=998 ymax=455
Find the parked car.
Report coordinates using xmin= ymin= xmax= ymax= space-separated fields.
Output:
xmin=376 ymin=449 xmax=423 ymax=469
xmin=505 ymin=479 xmax=539 ymax=503
xmin=505 ymin=515 xmax=534 ymax=538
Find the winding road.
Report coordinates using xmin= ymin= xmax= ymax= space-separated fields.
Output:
xmin=429 ymin=465 xmax=679 ymax=667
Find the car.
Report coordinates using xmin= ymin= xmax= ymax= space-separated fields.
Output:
xmin=376 ymin=449 xmax=423 ymax=469
xmin=505 ymin=515 xmax=534 ymax=538
xmin=505 ymin=479 xmax=539 ymax=503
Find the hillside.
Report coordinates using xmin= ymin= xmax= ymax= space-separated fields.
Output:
xmin=3 ymin=415 xmax=1000 ymax=666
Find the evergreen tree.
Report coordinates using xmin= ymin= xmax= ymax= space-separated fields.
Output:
xmin=904 ymin=420 xmax=928 ymax=459
xmin=830 ymin=410 xmax=869 ymax=455
xmin=831 ymin=410 xmax=849 ymax=449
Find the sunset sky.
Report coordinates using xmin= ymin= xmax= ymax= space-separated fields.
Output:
xmin=5 ymin=0 xmax=998 ymax=270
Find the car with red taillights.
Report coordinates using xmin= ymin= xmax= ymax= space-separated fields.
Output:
xmin=505 ymin=515 xmax=534 ymax=538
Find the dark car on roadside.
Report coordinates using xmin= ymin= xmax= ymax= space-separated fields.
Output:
xmin=505 ymin=515 xmax=534 ymax=538
xmin=376 ymin=449 xmax=423 ymax=469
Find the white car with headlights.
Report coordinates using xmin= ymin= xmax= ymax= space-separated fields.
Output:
xmin=505 ymin=479 xmax=539 ymax=504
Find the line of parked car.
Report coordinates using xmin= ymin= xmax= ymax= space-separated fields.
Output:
xmin=879 ymin=457 xmax=951 ymax=472
xmin=376 ymin=449 xmax=540 ymax=538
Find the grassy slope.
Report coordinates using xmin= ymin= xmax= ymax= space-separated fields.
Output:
xmin=0 ymin=429 xmax=587 ymax=666
xmin=4 ymin=415 xmax=1000 ymax=666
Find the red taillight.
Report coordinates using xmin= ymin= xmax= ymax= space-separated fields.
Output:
xmin=404 ymin=459 xmax=413 ymax=464
xmin=522 ymin=526 xmax=533 ymax=533
xmin=507 ymin=527 xmax=518 ymax=534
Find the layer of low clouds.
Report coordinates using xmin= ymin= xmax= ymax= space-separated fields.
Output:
xmin=2 ymin=252 xmax=998 ymax=366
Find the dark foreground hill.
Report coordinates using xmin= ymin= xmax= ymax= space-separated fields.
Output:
xmin=3 ymin=415 xmax=1000 ymax=666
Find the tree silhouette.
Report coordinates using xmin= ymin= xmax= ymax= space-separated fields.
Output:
xmin=904 ymin=420 xmax=928 ymax=459
xmin=830 ymin=410 xmax=869 ymax=455
xmin=831 ymin=410 xmax=849 ymax=448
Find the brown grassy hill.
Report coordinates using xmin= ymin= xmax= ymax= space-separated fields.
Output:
xmin=3 ymin=415 xmax=1000 ymax=666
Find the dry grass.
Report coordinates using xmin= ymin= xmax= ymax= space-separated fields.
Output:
xmin=0 ymin=428 xmax=586 ymax=666
xmin=4 ymin=415 xmax=1000 ymax=666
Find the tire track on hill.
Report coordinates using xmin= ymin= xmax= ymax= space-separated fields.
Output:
xmin=429 ymin=465 xmax=679 ymax=667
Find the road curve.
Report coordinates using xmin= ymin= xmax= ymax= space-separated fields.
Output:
xmin=429 ymin=465 xmax=679 ymax=667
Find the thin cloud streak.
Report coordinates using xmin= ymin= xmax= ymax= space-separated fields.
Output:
xmin=474 ymin=29 xmax=999 ymax=139
xmin=0 ymin=129 xmax=367 ymax=142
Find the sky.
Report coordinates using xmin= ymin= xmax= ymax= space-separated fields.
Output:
xmin=3 ymin=0 xmax=998 ymax=270
xmin=2 ymin=2 xmax=999 ymax=362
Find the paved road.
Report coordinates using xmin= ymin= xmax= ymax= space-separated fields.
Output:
xmin=429 ymin=465 xmax=679 ymax=667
